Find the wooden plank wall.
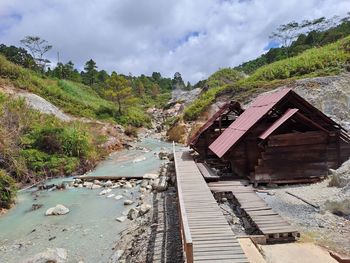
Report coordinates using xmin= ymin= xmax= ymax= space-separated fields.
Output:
xmin=253 ymin=131 xmax=329 ymax=183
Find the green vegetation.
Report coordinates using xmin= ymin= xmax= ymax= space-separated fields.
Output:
xmin=0 ymin=170 xmax=17 ymax=209
xmin=185 ymin=36 xmax=350 ymax=121
xmin=184 ymin=68 xmax=244 ymax=120
xmin=0 ymin=93 xmax=103 ymax=188
xmin=236 ymin=17 xmax=350 ymax=74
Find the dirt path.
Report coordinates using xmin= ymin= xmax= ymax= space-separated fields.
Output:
xmin=260 ymin=243 xmax=338 ymax=263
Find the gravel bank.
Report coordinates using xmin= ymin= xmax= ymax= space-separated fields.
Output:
xmin=257 ymin=179 xmax=350 ymax=255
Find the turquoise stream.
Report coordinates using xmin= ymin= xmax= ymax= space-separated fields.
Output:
xmin=0 ymin=138 xmax=171 ymax=263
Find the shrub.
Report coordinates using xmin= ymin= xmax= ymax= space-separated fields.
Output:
xmin=117 ymin=107 xmax=151 ymax=127
xmin=20 ymin=149 xmax=80 ymax=176
xmin=29 ymin=125 xmax=93 ymax=158
xmin=0 ymin=170 xmax=17 ymax=209
xmin=124 ymin=125 xmax=138 ymax=138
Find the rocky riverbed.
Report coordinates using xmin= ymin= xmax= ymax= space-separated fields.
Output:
xmin=0 ymin=137 xmax=173 ymax=263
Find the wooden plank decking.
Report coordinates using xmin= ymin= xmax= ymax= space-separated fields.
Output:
xmin=196 ymin=162 xmax=220 ymax=182
xmin=174 ymin=149 xmax=249 ymax=263
xmin=208 ymin=181 xmax=300 ymax=243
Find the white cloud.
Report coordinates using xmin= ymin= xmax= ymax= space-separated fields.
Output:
xmin=0 ymin=0 xmax=349 ymax=83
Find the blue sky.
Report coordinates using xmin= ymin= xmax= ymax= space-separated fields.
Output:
xmin=0 ymin=0 xmax=349 ymax=83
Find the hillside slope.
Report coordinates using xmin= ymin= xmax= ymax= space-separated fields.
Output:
xmin=184 ymin=35 xmax=350 ymax=122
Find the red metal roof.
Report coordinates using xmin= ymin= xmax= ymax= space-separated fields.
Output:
xmin=187 ymin=102 xmax=232 ymax=146
xmin=259 ymin=108 xmax=299 ymax=140
xmin=209 ymin=88 xmax=292 ymax=158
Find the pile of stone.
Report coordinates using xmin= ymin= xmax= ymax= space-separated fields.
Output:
xmin=69 ymin=178 xmax=138 ymax=190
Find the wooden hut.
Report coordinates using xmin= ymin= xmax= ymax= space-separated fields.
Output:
xmin=200 ymin=88 xmax=350 ymax=185
xmin=188 ymin=101 xmax=243 ymax=159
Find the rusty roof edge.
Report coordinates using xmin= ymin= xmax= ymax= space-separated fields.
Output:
xmin=258 ymin=108 xmax=299 ymax=140
xmin=187 ymin=102 xmax=233 ymax=147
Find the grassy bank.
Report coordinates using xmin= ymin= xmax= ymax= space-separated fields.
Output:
xmin=0 ymin=55 xmax=153 ymax=126
xmin=0 ymin=93 xmax=106 ymax=208
xmin=184 ymin=36 xmax=350 ymax=121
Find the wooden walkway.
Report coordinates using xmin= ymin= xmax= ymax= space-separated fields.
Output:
xmin=174 ymin=149 xmax=249 ymax=263
xmin=209 ymin=181 xmax=300 ymax=243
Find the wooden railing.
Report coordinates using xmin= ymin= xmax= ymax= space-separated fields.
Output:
xmin=173 ymin=142 xmax=193 ymax=263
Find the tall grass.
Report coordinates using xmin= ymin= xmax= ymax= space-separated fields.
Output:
xmin=184 ymin=36 xmax=350 ymax=121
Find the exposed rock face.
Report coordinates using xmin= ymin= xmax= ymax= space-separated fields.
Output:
xmin=45 ymin=204 xmax=70 ymax=216
xmin=329 ymin=159 xmax=350 ymax=190
xmin=24 ymin=248 xmax=68 ymax=263
xmin=248 ymin=74 xmax=350 ymax=130
xmin=292 ymin=74 xmax=350 ymax=130
xmin=170 ymin=88 xmax=202 ymax=105
xmin=167 ymin=121 xmax=189 ymax=144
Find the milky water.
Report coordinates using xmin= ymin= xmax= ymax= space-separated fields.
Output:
xmin=0 ymin=138 xmax=171 ymax=263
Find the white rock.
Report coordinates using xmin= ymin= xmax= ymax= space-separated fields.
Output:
xmin=114 ymin=250 xmax=124 ymax=260
xmin=111 ymin=183 xmax=120 ymax=189
xmin=92 ymin=184 xmax=102 ymax=189
xmin=127 ymin=208 xmax=139 ymax=220
xmin=104 ymin=180 xmax=113 ymax=187
xmin=124 ymin=199 xmax=134 ymax=205
xmin=83 ymin=182 xmax=93 ymax=188
xmin=140 ymin=180 xmax=149 ymax=187
xmin=24 ymin=248 xmax=67 ymax=263
xmin=116 ymin=216 xmax=127 ymax=222
xmin=45 ymin=204 xmax=69 ymax=216
xmin=107 ymin=194 xmax=115 ymax=198
xmin=75 ymin=178 xmax=82 ymax=184
xmin=123 ymin=182 xmax=133 ymax=189
xmin=143 ymin=173 xmax=159 ymax=179
xmin=151 ymin=178 xmax=160 ymax=188
xmin=139 ymin=203 xmax=151 ymax=215
xmin=99 ymin=188 xmax=112 ymax=195
xmin=133 ymin=156 xmax=146 ymax=163
xmin=93 ymin=180 xmax=102 ymax=185
xmin=114 ymin=195 xmax=123 ymax=200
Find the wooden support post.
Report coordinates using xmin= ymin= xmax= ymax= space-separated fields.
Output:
xmin=336 ymin=131 xmax=341 ymax=167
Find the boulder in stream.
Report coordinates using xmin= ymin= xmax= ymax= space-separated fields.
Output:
xmin=24 ymin=247 xmax=67 ymax=263
xmin=115 ymin=195 xmax=123 ymax=200
xmin=116 ymin=216 xmax=127 ymax=222
xmin=45 ymin=204 xmax=70 ymax=216
xmin=133 ymin=156 xmax=146 ymax=163
xmin=127 ymin=208 xmax=139 ymax=220
xmin=99 ymin=188 xmax=112 ymax=195
xmin=104 ymin=180 xmax=113 ymax=187
xmin=124 ymin=199 xmax=134 ymax=205
xmin=83 ymin=181 xmax=93 ymax=188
